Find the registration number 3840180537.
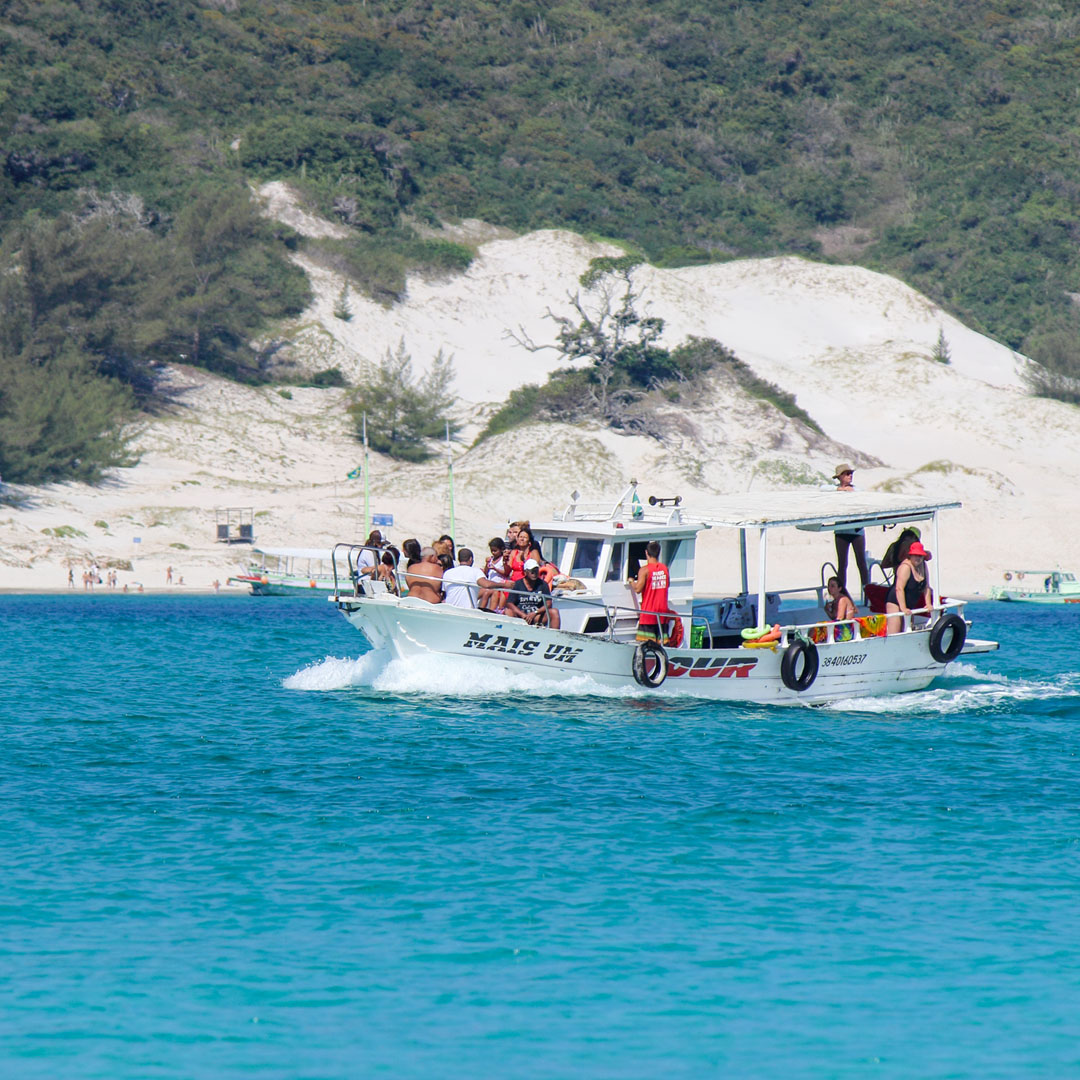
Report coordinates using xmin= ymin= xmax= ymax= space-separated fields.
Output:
xmin=822 ymin=653 xmax=867 ymax=668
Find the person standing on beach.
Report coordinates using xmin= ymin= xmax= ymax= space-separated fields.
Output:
xmin=166 ymin=565 xmax=173 ymax=585
xmin=832 ymin=464 xmax=869 ymax=601
xmin=68 ymin=566 xmax=74 ymax=588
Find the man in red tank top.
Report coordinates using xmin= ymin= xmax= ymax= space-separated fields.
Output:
xmin=631 ymin=540 xmax=671 ymax=642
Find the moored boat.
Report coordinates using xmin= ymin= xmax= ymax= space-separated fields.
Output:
xmin=229 ymin=546 xmax=337 ymax=595
xmin=329 ymin=485 xmax=998 ymax=705
xmin=990 ymin=570 xmax=1080 ymax=604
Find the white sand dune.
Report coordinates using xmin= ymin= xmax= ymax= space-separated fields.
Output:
xmin=2 ymin=183 xmax=1076 ymax=598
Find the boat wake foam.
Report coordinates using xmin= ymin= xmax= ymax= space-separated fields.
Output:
xmin=283 ymin=650 xmax=642 ymax=699
xmin=825 ymin=663 xmax=1080 ymax=715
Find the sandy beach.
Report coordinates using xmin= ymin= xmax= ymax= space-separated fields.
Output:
xmin=2 ymin=185 xmax=1077 ymax=600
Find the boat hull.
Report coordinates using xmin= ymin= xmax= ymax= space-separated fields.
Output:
xmin=229 ymin=574 xmax=335 ymax=596
xmin=336 ymin=595 xmax=945 ymax=705
xmin=992 ymin=591 xmax=1080 ymax=605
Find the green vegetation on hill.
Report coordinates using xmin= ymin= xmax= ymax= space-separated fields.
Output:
xmin=479 ymin=258 xmax=822 ymax=440
xmin=2 ymin=0 xmax=1080 ymax=482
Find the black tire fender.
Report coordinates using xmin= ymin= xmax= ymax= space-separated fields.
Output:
xmin=781 ymin=638 xmax=819 ymax=692
xmin=929 ymin=613 xmax=966 ymax=664
xmin=632 ymin=640 xmax=668 ymax=688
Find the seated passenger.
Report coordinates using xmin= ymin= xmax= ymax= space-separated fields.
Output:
xmin=480 ymin=537 xmax=511 ymax=611
xmin=505 ymin=559 xmax=561 ymax=629
xmin=357 ymin=529 xmax=384 ymax=578
xmin=825 ymin=576 xmax=858 ymax=622
xmin=433 ymin=535 xmax=456 ymax=566
xmin=402 ymin=538 xmax=422 ymax=569
xmin=508 ymin=525 xmax=543 ymax=584
xmin=405 ymin=547 xmax=444 ymax=603
xmin=378 ymin=548 xmax=400 ymax=595
xmin=880 ymin=527 xmax=921 ymax=576
xmin=441 ymin=548 xmax=504 ymax=609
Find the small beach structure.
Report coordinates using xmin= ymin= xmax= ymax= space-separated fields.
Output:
xmin=215 ymin=507 xmax=254 ymax=544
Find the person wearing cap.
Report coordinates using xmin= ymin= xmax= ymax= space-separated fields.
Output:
xmin=885 ymin=540 xmax=932 ymax=633
xmin=831 ymin=464 xmax=869 ymax=600
xmin=505 ymin=558 xmax=560 ymax=628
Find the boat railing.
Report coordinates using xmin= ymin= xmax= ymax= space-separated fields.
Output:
xmin=776 ymin=598 xmax=966 ymax=646
xmin=332 ymin=543 xmax=398 ymax=597
xmin=337 ymin=553 xmax=966 ymax=648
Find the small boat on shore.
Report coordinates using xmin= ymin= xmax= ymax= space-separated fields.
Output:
xmin=329 ymin=485 xmax=998 ymax=705
xmin=229 ymin=547 xmax=336 ymax=596
xmin=990 ymin=570 xmax=1080 ymax=604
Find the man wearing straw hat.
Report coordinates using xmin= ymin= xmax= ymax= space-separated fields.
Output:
xmin=832 ymin=464 xmax=869 ymax=601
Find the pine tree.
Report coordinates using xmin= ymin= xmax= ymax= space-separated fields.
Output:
xmin=347 ymin=340 xmax=459 ymax=461
xmin=334 ymin=283 xmax=353 ymax=321
xmin=932 ymin=327 xmax=952 ymax=364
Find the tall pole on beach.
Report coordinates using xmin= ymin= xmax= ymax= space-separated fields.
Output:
xmin=446 ymin=420 xmax=456 ymax=545
xmin=363 ymin=412 xmax=371 ymax=540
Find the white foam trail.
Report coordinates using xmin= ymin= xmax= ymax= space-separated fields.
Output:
xmin=284 ymin=649 xmax=643 ymax=699
xmin=283 ymin=650 xmax=390 ymax=691
xmin=825 ymin=671 xmax=1080 ymax=715
xmin=944 ymin=659 xmax=1009 ymax=684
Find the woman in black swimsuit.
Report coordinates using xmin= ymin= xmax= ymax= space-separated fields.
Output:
xmin=886 ymin=540 xmax=932 ymax=634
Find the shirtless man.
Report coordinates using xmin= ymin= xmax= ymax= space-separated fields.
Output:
xmin=405 ymin=546 xmax=445 ymax=603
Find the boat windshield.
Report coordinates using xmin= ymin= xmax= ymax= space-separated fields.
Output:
xmin=664 ymin=538 xmax=694 ymax=580
xmin=571 ymin=538 xmax=604 ymax=579
xmin=542 ymin=535 xmax=568 ymax=570
xmin=606 ymin=542 xmax=624 ymax=582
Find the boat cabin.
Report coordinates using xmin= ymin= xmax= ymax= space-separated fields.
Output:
xmin=533 ymin=490 xmax=702 ymax=639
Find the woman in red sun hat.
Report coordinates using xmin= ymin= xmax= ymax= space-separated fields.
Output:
xmin=885 ymin=540 xmax=932 ymax=634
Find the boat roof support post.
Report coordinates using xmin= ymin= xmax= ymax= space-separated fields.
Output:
xmin=931 ymin=511 xmax=941 ymax=609
xmin=757 ymin=526 xmax=768 ymax=631
xmin=740 ymin=529 xmax=749 ymax=596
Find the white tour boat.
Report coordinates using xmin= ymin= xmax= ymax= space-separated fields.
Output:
xmin=330 ymin=485 xmax=998 ymax=705
xmin=229 ymin=547 xmax=338 ymax=596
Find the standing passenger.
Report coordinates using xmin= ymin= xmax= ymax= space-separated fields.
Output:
xmin=885 ymin=541 xmax=932 ymax=634
xmin=832 ymin=464 xmax=869 ymax=600
xmin=631 ymin=540 xmax=671 ymax=643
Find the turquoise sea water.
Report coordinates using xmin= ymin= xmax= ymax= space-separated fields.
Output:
xmin=2 ymin=595 xmax=1079 ymax=1078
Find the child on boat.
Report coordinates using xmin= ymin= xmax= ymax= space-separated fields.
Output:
xmin=481 ymin=537 xmax=511 ymax=611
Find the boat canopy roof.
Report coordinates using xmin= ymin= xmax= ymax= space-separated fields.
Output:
xmin=254 ymin=546 xmax=334 ymax=560
xmin=1004 ymin=569 xmax=1075 ymax=576
xmin=683 ymin=491 xmax=960 ymax=532
xmin=534 ymin=486 xmax=958 ymax=539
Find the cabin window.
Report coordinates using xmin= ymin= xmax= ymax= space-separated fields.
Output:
xmin=543 ymin=535 xmax=568 ymax=572
xmin=627 ymin=542 xmax=648 ymax=581
xmin=664 ymin=539 xmax=694 ymax=580
xmin=571 ymin=538 xmax=604 ymax=579
xmin=606 ymin=543 xmax=625 ymax=581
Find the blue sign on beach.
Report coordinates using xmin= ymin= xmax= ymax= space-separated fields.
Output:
xmin=372 ymin=514 xmax=394 ymax=527
xmin=133 ymin=537 xmax=142 ymax=544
